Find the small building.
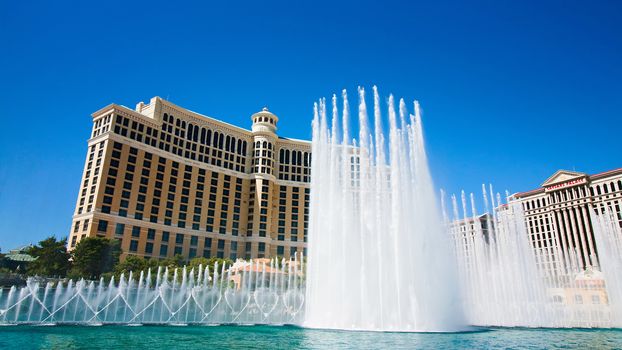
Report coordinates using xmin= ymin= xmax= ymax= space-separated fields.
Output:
xmin=3 ymin=245 xmax=37 ymax=272
xmin=227 ymin=258 xmax=284 ymax=289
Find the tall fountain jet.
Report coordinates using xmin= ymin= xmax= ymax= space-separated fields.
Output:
xmin=304 ymin=87 xmax=465 ymax=332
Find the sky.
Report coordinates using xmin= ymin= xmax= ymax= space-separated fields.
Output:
xmin=0 ymin=0 xmax=620 ymax=250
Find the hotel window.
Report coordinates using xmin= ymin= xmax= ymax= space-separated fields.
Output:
xmin=229 ymin=242 xmax=238 ymax=260
xmin=258 ymin=243 xmax=265 ymax=258
xmin=159 ymin=245 xmax=168 ymax=257
xmin=115 ymin=223 xmax=125 ymax=236
xmin=245 ymin=242 xmax=252 ymax=259
xmin=97 ymin=220 xmax=108 ymax=232
xmin=129 ymin=240 xmax=139 ymax=252
xmin=203 ymin=237 xmax=212 ymax=249
xmin=216 ymin=239 xmax=225 ymax=259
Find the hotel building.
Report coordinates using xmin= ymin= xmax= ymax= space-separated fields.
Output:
xmin=68 ymin=97 xmax=311 ymax=261
xmin=450 ymin=169 xmax=622 ymax=311
xmin=510 ymin=169 xmax=622 ymax=277
xmin=451 ymin=168 xmax=622 ymax=280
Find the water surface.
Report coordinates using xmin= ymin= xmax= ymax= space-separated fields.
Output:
xmin=1 ymin=325 xmax=621 ymax=349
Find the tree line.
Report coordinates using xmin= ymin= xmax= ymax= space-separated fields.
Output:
xmin=3 ymin=236 xmax=232 ymax=281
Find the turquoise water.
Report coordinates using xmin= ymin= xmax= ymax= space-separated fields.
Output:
xmin=0 ymin=325 xmax=621 ymax=349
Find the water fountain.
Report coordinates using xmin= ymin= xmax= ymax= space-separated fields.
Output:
xmin=591 ymin=207 xmax=622 ymax=326
xmin=304 ymin=87 xmax=465 ymax=332
xmin=0 ymin=256 xmax=305 ymax=325
xmin=445 ymin=186 xmax=622 ymax=328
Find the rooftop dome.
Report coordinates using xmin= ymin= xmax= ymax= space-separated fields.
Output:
xmin=251 ymin=107 xmax=278 ymax=134
xmin=251 ymin=107 xmax=278 ymax=121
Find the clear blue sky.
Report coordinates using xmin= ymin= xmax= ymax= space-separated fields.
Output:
xmin=0 ymin=0 xmax=620 ymax=250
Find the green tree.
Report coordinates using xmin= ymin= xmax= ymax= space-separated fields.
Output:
xmin=208 ymin=257 xmax=233 ymax=271
xmin=187 ymin=257 xmax=210 ymax=271
xmin=114 ymin=255 xmax=148 ymax=276
xmin=0 ymin=250 xmax=7 ymax=272
xmin=158 ymin=254 xmax=186 ymax=270
xmin=70 ymin=237 xmax=120 ymax=279
xmin=26 ymin=236 xmax=71 ymax=277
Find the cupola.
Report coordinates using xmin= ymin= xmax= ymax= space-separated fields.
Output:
xmin=251 ymin=107 xmax=278 ymax=134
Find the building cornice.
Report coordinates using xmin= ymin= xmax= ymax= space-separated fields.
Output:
xmin=591 ymin=168 xmax=622 ymax=181
xmin=92 ymin=103 xmax=161 ymax=128
xmin=514 ymin=167 xmax=622 ymax=199
xmin=277 ymin=137 xmax=311 ymax=149
xmin=513 ymin=188 xmax=545 ymax=198
xmin=91 ymin=103 xmax=118 ymax=118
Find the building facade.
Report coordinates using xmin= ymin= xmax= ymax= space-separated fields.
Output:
xmin=450 ymin=213 xmax=493 ymax=269
xmin=68 ymin=97 xmax=311 ymax=261
xmin=511 ymin=169 xmax=622 ymax=277
xmin=451 ymin=168 xmax=622 ymax=281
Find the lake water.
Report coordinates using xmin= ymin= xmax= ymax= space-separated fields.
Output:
xmin=0 ymin=325 xmax=621 ymax=349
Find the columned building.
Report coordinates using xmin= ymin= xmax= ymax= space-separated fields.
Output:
xmin=510 ymin=169 xmax=622 ymax=277
xmin=68 ymin=97 xmax=311 ymax=261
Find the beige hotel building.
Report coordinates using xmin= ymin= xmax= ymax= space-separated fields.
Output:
xmin=68 ymin=96 xmax=311 ymax=261
xmin=510 ymin=168 xmax=622 ymax=277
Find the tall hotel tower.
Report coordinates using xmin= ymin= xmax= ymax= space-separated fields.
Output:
xmin=69 ymin=97 xmax=311 ymax=260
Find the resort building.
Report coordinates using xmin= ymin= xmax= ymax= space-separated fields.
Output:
xmin=451 ymin=168 xmax=622 ymax=281
xmin=450 ymin=169 xmax=621 ymax=310
xmin=510 ymin=169 xmax=622 ymax=278
xmin=68 ymin=97 xmax=311 ymax=261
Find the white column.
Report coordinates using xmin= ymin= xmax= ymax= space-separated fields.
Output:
xmin=568 ymin=207 xmax=586 ymax=270
xmin=562 ymin=208 xmax=581 ymax=271
xmin=553 ymin=209 xmax=571 ymax=276
xmin=578 ymin=205 xmax=596 ymax=267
